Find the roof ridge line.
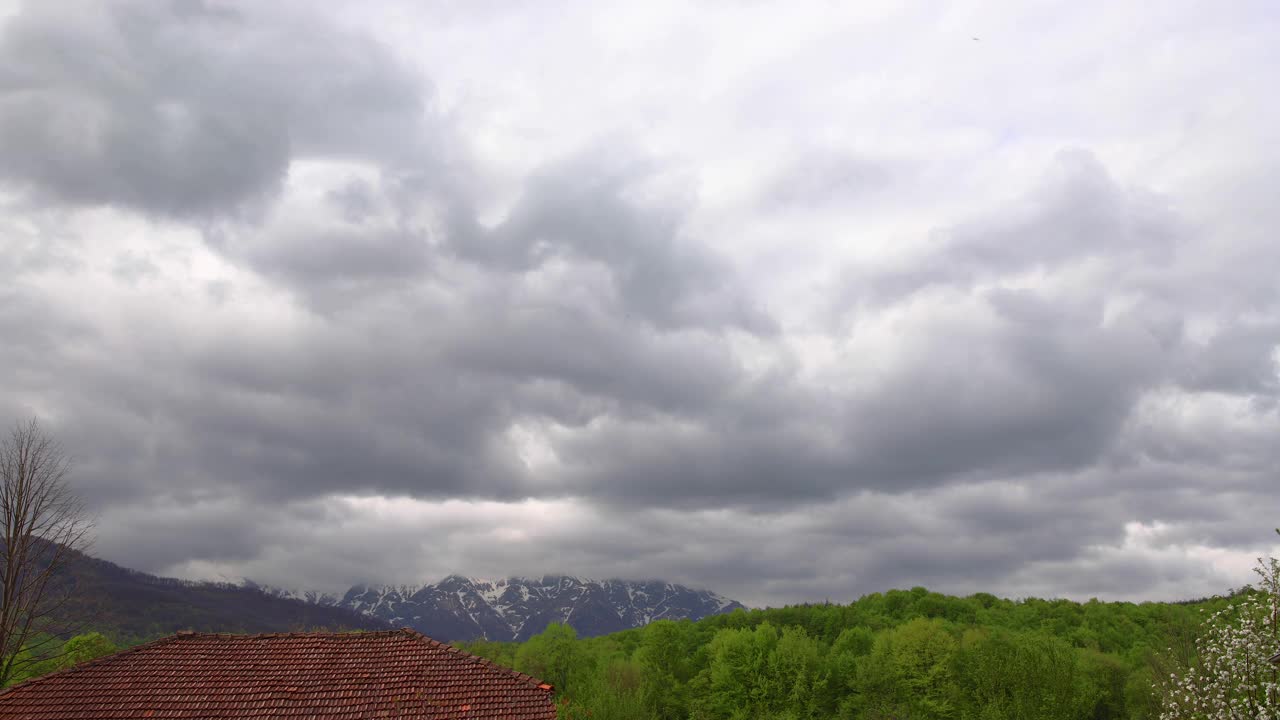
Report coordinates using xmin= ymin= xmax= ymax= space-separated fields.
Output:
xmin=0 ymin=629 xmax=556 ymax=701
xmin=170 ymin=629 xmax=408 ymax=640
xmin=0 ymin=629 xmax=414 ymax=697
xmin=396 ymin=627 xmax=555 ymax=693
xmin=0 ymin=633 xmax=183 ymax=697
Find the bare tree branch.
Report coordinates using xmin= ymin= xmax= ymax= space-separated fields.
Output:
xmin=0 ymin=419 xmax=95 ymax=687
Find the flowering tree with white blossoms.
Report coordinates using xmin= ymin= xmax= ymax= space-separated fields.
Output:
xmin=1159 ymin=555 xmax=1280 ymax=720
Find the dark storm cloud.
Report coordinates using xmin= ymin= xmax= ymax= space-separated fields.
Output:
xmin=0 ymin=0 xmax=436 ymax=216
xmin=96 ymin=498 xmax=270 ymax=571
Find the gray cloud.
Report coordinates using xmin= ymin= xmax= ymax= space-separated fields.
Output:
xmin=544 ymin=156 xmax=1183 ymax=505
xmin=761 ymin=148 xmax=897 ymax=209
xmin=0 ymin=0 xmax=436 ymax=216
xmin=449 ymin=152 xmax=777 ymax=334
xmin=858 ymin=150 xmax=1185 ymax=307
xmin=2 ymin=0 xmax=1278 ymax=607
xmin=1174 ymin=321 xmax=1280 ymax=397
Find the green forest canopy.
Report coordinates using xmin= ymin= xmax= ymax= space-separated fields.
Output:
xmin=460 ymin=586 xmax=1245 ymax=720
xmin=8 ymin=584 xmax=1259 ymax=720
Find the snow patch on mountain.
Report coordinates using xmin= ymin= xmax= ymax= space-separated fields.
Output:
xmin=273 ymin=575 xmax=745 ymax=642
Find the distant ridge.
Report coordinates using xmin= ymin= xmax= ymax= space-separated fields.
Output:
xmin=266 ymin=574 xmax=745 ymax=642
xmin=50 ymin=550 xmax=390 ymax=641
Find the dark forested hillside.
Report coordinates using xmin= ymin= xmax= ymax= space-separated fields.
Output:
xmin=461 ymin=586 xmax=1242 ymax=720
xmin=53 ymin=551 xmax=389 ymax=644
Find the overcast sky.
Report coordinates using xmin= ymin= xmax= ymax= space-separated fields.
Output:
xmin=1 ymin=0 xmax=1278 ymax=608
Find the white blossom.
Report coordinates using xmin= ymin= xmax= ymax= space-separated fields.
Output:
xmin=1159 ymin=557 xmax=1280 ymax=719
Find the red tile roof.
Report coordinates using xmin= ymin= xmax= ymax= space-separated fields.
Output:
xmin=0 ymin=628 xmax=556 ymax=719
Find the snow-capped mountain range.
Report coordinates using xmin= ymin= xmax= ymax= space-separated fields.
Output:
xmin=264 ymin=575 xmax=745 ymax=642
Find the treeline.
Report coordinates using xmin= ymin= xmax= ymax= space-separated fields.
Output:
xmin=461 ymin=586 xmax=1239 ymax=720
xmin=5 ymin=632 xmax=119 ymax=687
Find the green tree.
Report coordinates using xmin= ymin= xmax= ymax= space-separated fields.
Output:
xmin=825 ymin=626 xmax=874 ymax=717
xmin=1124 ymin=666 xmax=1163 ymax=720
xmin=695 ymin=622 xmax=776 ymax=719
xmin=56 ymin=632 xmax=116 ymax=669
xmin=479 ymin=578 xmax=1257 ymax=719
xmin=636 ymin=620 xmax=700 ymax=720
xmin=516 ymin=623 xmax=581 ymax=696
xmin=1079 ymin=648 xmax=1128 ymax=720
xmin=951 ymin=628 xmax=1097 ymax=720
xmin=852 ymin=617 xmax=958 ymax=720
xmin=5 ymin=631 xmax=118 ymax=686
xmin=766 ymin=625 xmax=827 ymax=720
xmin=693 ymin=622 xmax=827 ymax=720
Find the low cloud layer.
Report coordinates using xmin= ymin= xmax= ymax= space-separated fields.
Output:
xmin=2 ymin=0 xmax=1278 ymax=608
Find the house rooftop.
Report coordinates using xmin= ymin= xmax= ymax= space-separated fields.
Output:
xmin=0 ymin=628 xmax=555 ymax=719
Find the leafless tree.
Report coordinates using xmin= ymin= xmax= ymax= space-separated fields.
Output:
xmin=0 ymin=419 xmax=93 ymax=687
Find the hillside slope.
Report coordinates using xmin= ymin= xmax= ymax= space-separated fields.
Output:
xmin=56 ymin=553 xmax=390 ymax=642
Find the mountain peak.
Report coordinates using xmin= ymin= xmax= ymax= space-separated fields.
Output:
xmin=301 ymin=575 xmax=745 ymax=642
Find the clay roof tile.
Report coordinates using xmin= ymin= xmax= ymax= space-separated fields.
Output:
xmin=0 ymin=630 xmax=555 ymax=720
